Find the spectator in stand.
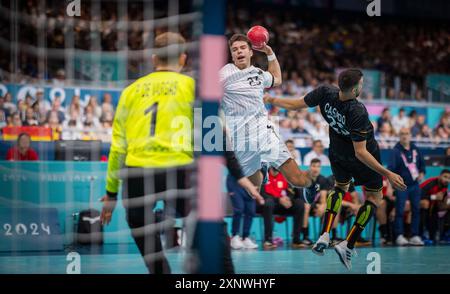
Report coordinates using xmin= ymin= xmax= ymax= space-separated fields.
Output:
xmin=227 ymin=174 xmax=258 ymax=250
xmin=260 ymin=167 xmax=305 ymax=249
xmin=68 ymin=95 xmax=84 ymax=119
xmin=99 ymin=114 xmax=114 ymax=142
xmin=285 ymin=139 xmax=302 ymax=165
xmin=9 ymin=112 xmax=22 ymax=127
xmin=6 ymin=133 xmax=39 ymax=161
xmin=419 ymin=169 xmax=450 ymax=244
xmin=45 ymin=110 xmax=62 ymax=140
xmin=436 ymin=111 xmax=450 ymax=134
xmin=23 ymin=107 xmax=38 ymax=126
xmin=278 ymin=118 xmax=292 ymax=139
xmin=84 ymin=106 xmax=101 ymax=128
xmin=52 ymin=69 xmax=66 ymax=85
xmin=87 ymin=96 xmax=102 ymax=119
xmin=17 ymin=99 xmax=28 ymax=122
xmin=308 ymin=120 xmax=329 ymax=145
xmin=46 ymin=97 xmax=65 ymax=124
xmin=35 ymin=89 xmax=50 ymax=118
xmin=303 ymin=139 xmax=330 ymax=166
xmin=418 ymin=124 xmax=433 ymax=139
xmin=434 ymin=112 xmax=449 ymax=141
xmin=24 ymin=94 xmax=34 ymax=109
xmin=31 ymin=101 xmax=44 ymax=125
xmin=3 ymin=93 xmax=17 ymax=114
xmin=101 ymin=93 xmax=115 ymax=117
xmin=411 ymin=115 xmax=426 ymax=137
xmin=376 ymin=121 xmax=395 ymax=149
xmin=435 ymin=125 xmax=449 ymax=141
xmin=377 ymin=108 xmax=392 ymax=132
xmin=408 ymin=110 xmax=418 ymax=129
xmin=389 ymin=127 xmax=426 ymax=246
xmin=290 ymin=119 xmax=308 ymax=135
xmin=391 ymin=108 xmax=409 ymax=135
xmin=63 ymin=108 xmax=83 ymax=129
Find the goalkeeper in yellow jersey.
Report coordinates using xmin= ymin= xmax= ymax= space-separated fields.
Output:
xmin=100 ymin=32 xmax=195 ymax=274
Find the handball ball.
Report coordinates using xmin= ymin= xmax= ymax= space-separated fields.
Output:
xmin=247 ymin=25 xmax=269 ymax=49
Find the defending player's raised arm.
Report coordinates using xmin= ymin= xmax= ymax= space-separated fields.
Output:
xmin=264 ymin=84 xmax=326 ymax=110
xmin=264 ymin=94 xmax=308 ymax=110
xmin=254 ymin=44 xmax=282 ymax=87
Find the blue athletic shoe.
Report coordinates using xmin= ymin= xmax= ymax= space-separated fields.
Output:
xmin=422 ymin=237 xmax=434 ymax=246
xmin=303 ymin=182 xmax=320 ymax=204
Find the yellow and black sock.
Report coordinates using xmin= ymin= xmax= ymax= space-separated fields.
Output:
xmin=346 ymin=200 xmax=377 ymax=249
xmin=321 ymin=187 xmax=344 ymax=235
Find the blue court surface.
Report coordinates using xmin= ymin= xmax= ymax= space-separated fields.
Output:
xmin=1 ymin=244 xmax=449 ymax=274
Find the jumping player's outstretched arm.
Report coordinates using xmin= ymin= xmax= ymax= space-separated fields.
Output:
xmin=353 ymin=140 xmax=406 ymax=191
xmin=254 ymin=44 xmax=282 ymax=87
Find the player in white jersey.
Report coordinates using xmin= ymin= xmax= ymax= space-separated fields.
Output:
xmin=220 ymin=34 xmax=318 ymax=201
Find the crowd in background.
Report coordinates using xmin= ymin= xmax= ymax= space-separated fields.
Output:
xmin=227 ymin=2 xmax=450 ymax=101
xmin=1 ymin=88 xmax=449 ymax=146
xmin=0 ymin=0 xmax=449 ymax=146
xmin=267 ymin=101 xmax=450 ymax=148
xmin=0 ymin=0 xmax=195 ymax=84
xmin=0 ymin=90 xmax=116 ymax=141
xmin=0 ymin=1 xmax=448 ymax=99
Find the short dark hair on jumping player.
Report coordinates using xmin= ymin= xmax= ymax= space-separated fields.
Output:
xmin=310 ymin=158 xmax=321 ymax=165
xmin=154 ymin=32 xmax=186 ymax=65
xmin=285 ymin=139 xmax=294 ymax=145
xmin=228 ymin=34 xmax=252 ymax=49
xmin=441 ymin=169 xmax=450 ymax=175
xmin=338 ymin=68 xmax=363 ymax=92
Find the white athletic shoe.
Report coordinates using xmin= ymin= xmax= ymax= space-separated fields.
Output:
xmin=242 ymin=237 xmax=258 ymax=249
xmin=334 ymin=240 xmax=357 ymax=270
xmin=312 ymin=232 xmax=330 ymax=256
xmin=396 ymin=234 xmax=410 ymax=246
xmin=230 ymin=235 xmax=244 ymax=250
xmin=409 ymin=235 xmax=424 ymax=246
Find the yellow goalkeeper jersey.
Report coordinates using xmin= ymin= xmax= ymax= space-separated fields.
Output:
xmin=106 ymin=71 xmax=194 ymax=194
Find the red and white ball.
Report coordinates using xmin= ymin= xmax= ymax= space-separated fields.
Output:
xmin=247 ymin=25 xmax=269 ymax=49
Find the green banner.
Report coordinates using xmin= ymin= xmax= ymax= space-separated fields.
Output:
xmin=361 ymin=69 xmax=381 ymax=98
xmin=74 ymin=52 xmax=126 ymax=82
xmin=426 ymin=74 xmax=450 ymax=95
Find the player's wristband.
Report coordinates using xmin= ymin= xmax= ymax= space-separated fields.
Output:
xmin=267 ymin=53 xmax=276 ymax=62
xmin=106 ymin=190 xmax=118 ymax=199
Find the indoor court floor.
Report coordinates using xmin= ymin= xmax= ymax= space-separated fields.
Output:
xmin=1 ymin=244 xmax=449 ymax=274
